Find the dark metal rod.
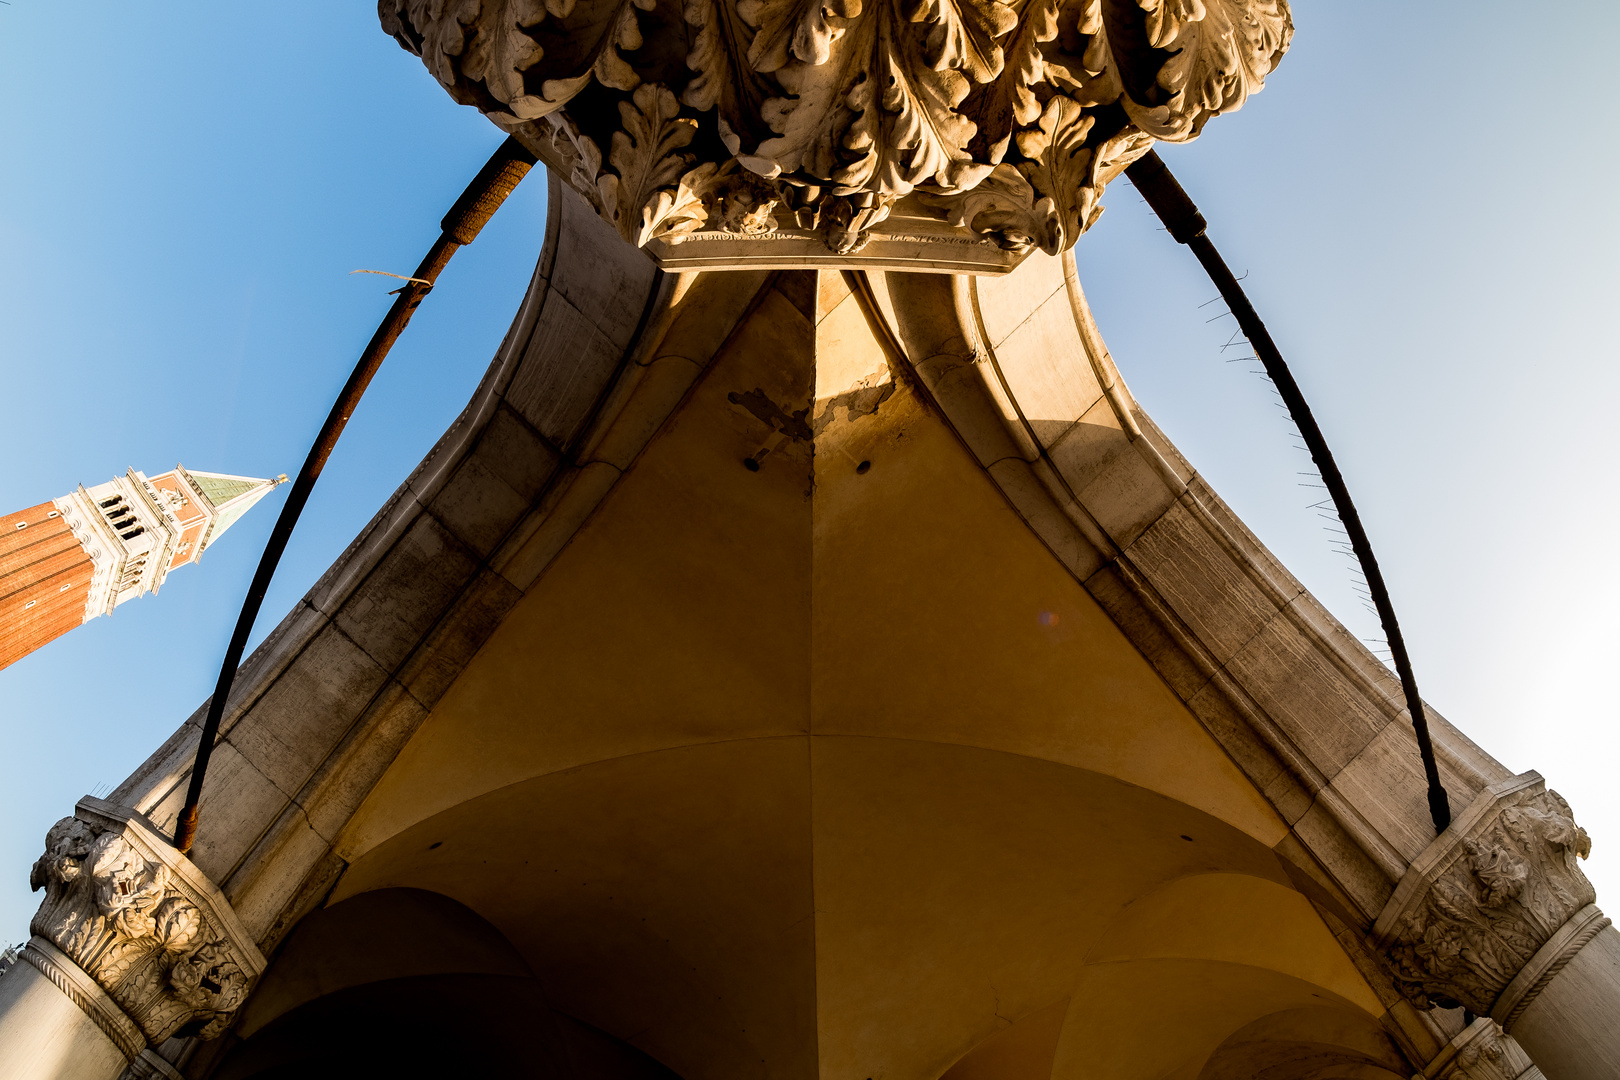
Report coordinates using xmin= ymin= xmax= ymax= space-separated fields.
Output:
xmin=1125 ymin=150 xmax=1452 ymax=834
xmin=173 ymin=137 xmax=537 ymax=854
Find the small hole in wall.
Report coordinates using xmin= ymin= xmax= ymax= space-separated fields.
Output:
xmin=1180 ymin=835 xmax=1194 ymax=842
xmin=855 ymin=460 xmax=871 ymax=474
xmin=429 ymin=841 xmax=443 ymax=850
xmin=743 ymin=458 xmax=761 ymax=472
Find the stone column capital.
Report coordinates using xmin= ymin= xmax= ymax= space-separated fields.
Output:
xmin=1422 ymin=1018 xmax=1541 ymax=1080
xmin=1373 ymin=772 xmax=1603 ymax=1018
xmin=26 ymin=797 xmax=265 ymax=1055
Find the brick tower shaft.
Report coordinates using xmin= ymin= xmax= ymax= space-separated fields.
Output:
xmin=0 ymin=466 xmax=284 ymax=673
xmin=0 ymin=501 xmax=95 ymax=670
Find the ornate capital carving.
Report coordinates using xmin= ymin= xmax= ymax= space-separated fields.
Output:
xmin=27 ymin=798 xmax=265 ymax=1053
xmin=1374 ymin=773 xmax=1600 ymax=1016
xmin=379 ymin=0 xmax=1290 ymax=270
xmin=1426 ymin=1018 xmax=1538 ymax=1080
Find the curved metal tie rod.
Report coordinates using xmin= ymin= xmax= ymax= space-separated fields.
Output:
xmin=173 ymin=137 xmax=537 ymax=854
xmin=1125 ymin=150 xmax=1453 ymax=835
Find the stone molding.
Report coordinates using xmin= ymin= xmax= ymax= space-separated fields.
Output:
xmin=120 ymin=1049 xmax=185 ymax=1080
xmin=18 ymin=937 xmax=147 ymax=1062
xmin=1489 ymin=902 xmax=1610 ymax=1029
xmin=1373 ymin=772 xmax=1597 ymax=1015
xmin=380 ymin=0 xmax=1290 ymax=269
xmin=1422 ymin=1018 xmax=1541 ymax=1080
xmin=27 ymin=798 xmax=266 ymax=1052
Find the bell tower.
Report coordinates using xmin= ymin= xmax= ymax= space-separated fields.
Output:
xmin=0 ymin=465 xmax=284 ymax=672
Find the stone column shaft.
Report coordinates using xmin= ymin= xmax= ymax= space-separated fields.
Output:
xmin=1507 ymin=922 xmax=1620 ymax=1080
xmin=0 ymin=941 xmax=131 ymax=1080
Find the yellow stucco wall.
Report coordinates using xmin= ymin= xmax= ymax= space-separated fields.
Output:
xmin=325 ymin=272 xmax=1392 ymax=1080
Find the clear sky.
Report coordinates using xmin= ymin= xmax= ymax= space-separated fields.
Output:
xmin=2 ymin=0 xmax=1617 ymax=951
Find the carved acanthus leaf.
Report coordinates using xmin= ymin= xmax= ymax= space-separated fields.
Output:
xmin=593 ymin=0 xmax=659 ymax=91
xmin=599 ymin=84 xmax=701 ymax=243
xmin=683 ymin=0 xmax=781 ymax=152
xmin=1121 ymin=0 xmax=1293 ymax=139
xmin=640 ymin=162 xmax=719 ymax=243
xmin=747 ymin=12 xmax=992 ymax=199
xmin=963 ymin=0 xmax=1057 ymax=161
xmin=905 ymin=0 xmax=1019 ymax=84
xmin=1013 ymin=94 xmax=1096 ymax=250
xmin=383 ymin=0 xmax=558 ymax=117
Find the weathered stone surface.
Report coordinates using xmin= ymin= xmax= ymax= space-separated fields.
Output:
xmin=472 ymin=404 xmax=564 ymax=504
xmin=1331 ymin=721 xmax=1482 ymax=866
xmin=177 ymin=743 xmax=291 ymax=883
xmin=394 ymin=568 xmax=525 ymax=708
xmin=505 ymin=291 xmax=631 ymax=447
xmin=987 ymin=293 xmax=1105 ymax=443
xmin=334 ymin=516 xmax=481 ymax=670
xmin=222 ymin=624 xmax=392 ymax=799
xmin=1221 ymin=613 xmax=1388 ymax=781
xmin=1123 ymin=499 xmax=1281 ymax=665
xmin=550 ymin=187 xmax=660 ymax=349
xmin=1072 ymin=435 xmax=1176 ymax=547
xmin=971 ymin=250 xmax=1067 ymax=345
xmin=426 ymin=454 xmax=535 ymax=559
xmin=1045 ymin=397 xmax=1132 ymax=493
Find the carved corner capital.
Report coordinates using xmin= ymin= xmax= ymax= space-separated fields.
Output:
xmin=1373 ymin=772 xmax=1600 ymax=1017
xmin=27 ymin=798 xmax=266 ymax=1054
xmin=1422 ymin=1018 xmax=1539 ymax=1080
xmin=380 ymin=0 xmax=1291 ymax=271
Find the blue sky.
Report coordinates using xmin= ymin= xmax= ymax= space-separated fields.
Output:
xmin=2 ymin=1 xmax=1618 ymax=946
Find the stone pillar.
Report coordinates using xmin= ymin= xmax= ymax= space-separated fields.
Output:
xmin=0 ymin=941 xmax=133 ymax=1080
xmin=1376 ymin=773 xmax=1618 ymax=1080
xmin=0 ymin=798 xmax=264 ymax=1079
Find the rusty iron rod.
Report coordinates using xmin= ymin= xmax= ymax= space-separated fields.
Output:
xmin=1126 ymin=149 xmax=1452 ymax=834
xmin=173 ymin=137 xmax=537 ymax=854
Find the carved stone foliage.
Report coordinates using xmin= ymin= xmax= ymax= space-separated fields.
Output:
xmin=1377 ymin=783 xmax=1595 ymax=1015
xmin=380 ymin=0 xmax=1289 ymax=265
xmin=28 ymin=802 xmax=265 ymax=1050
xmin=1433 ymin=1018 xmax=1537 ymax=1080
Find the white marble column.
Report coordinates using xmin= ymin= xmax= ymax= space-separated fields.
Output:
xmin=1503 ymin=919 xmax=1620 ymax=1080
xmin=0 ymin=799 xmax=263 ymax=1078
xmin=0 ymin=941 xmax=133 ymax=1080
xmin=1377 ymin=773 xmax=1616 ymax=1080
